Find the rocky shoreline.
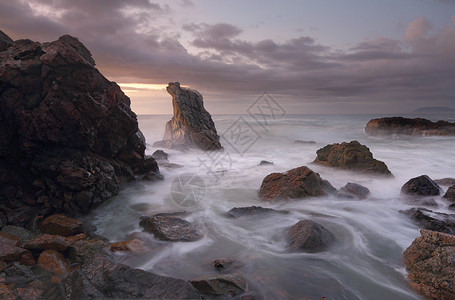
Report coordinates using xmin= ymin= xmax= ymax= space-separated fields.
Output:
xmin=2 ymin=31 xmax=455 ymax=299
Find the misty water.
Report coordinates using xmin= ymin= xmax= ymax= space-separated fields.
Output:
xmin=87 ymin=113 xmax=455 ymax=300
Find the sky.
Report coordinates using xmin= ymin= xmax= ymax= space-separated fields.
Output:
xmin=1 ymin=0 xmax=455 ymax=114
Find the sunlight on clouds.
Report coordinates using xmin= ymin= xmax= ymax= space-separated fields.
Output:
xmin=118 ymin=83 xmax=168 ymax=91
xmin=27 ymin=1 xmax=64 ymax=19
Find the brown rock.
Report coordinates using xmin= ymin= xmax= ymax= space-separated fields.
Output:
xmin=435 ymin=178 xmax=455 ymax=186
xmin=37 ymin=250 xmax=72 ymax=277
xmin=153 ymin=82 xmax=222 ymax=151
xmin=19 ymin=251 xmax=36 ymax=266
xmin=403 ymin=230 xmax=455 ymax=299
xmin=139 ymin=216 xmax=203 ymax=242
xmin=336 ymin=182 xmax=370 ymax=199
xmin=15 ymin=287 xmax=43 ymax=299
xmin=399 ymin=208 xmax=455 ymax=235
xmin=313 ymin=141 xmax=391 ymax=175
xmin=66 ymin=233 xmax=86 ymax=244
xmin=289 ymin=220 xmax=336 ymax=251
xmin=68 ymin=238 xmax=109 ymax=264
xmin=0 ymin=283 xmax=16 ymax=300
xmin=0 ymin=243 xmax=30 ymax=262
xmin=110 ymin=238 xmax=146 ymax=253
xmin=190 ymin=273 xmax=246 ymax=297
xmin=0 ymin=232 xmax=21 ymax=247
xmin=443 ymin=185 xmax=455 ymax=202
xmin=25 ymin=234 xmax=69 ymax=251
xmin=365 ymin=117 xmax=455 ymax=136
xmin=39 ymin=214 xmax=83 ymax=236
xmin=258 ymin=166 xmax=335 ymax=201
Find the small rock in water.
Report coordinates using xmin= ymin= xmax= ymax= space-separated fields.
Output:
xmin=190 ymin=273 xmax=246 ymax=297
xmin=139 ymin=216 xmax=202 ymax=242
xmin=399 ymin=208 xmax=455 ymax=234
xmin=434 ymin=178 xmax=455 ymax=186
xmin=336 ymin=183 xmax=370 ymax=199
xmin=402 ymin=198 xmax=438 ymax=207
xmin=259 ymin=160 xmax=274 ymax=166
xmin=110 ymin=238 xmax=146 ymax=253
xmin=151 ymin=150 xmax=168 ymax=161
xmin=226 ymin=206 xmax=288 ymax=218
xmin=158 ymin=162 xmax=184 ymax=169
xmin=289 ymin=220 xmax=336 ymax=251
xmin=443 ymin=185 xmax=455 ymax=202
xmin=213 ymin=257 xmax=237 ymax=270
xmin=294 ymin=140 xmax=316 ymax=144
xmin=401 ymin=175 xmax=441 ymax=196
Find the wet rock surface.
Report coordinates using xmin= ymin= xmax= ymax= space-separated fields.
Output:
xmin=258 ymin=166 xmax=335 ymax=201
xmin=289 ymin=220 xmax=336 ymax=251
xmin=0 ymin=32 xmax=159 ymax=221
xmin=403 ymin=230 xmax=455 ymax=299
xmin=399 ymin=208 xmax=455 ymax=234
xmin=39 ymin=214 xmax=83 ymax=236
xmin=401 ymin=175 xmax=441 ymax=196
xmin=313 ymin=141 xmax=392 ymax=175
xmin=443 ymin=185 xmax=455 ymax=202
xmin=365 ymin=117 xmax=455 ymax=136
xmin=189 ymin=273 xmax=246 ymax=297
xmin=153 ymin=82 xmax=222 ymax=151
xmin=139 ymin=215 xmax=203 ymax=242
xmin=226 ymin=206 xmax=288 ymax=218
xmin=434 ymin=178 xmax=455 ymax=186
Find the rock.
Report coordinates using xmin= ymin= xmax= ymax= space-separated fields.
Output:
xmin=67 ymin=238 xmax=109 ymax=264
xmin=294 ymin=140 xmax=316 ymax=144
xmin=443 ymin=185 xmax=455 ymax=202
xmin=258 ymin=166 xmax=335 ymax=201
xmin=449 ymin=204 xmax=455 ymax=210
xmin=15 ymin=287 xmax=44 ymax=299
xmin=313 ymin=141 xmax=392 ymax=175
xmin=1 ymin=225 xmax=40 ymax=246
xmin=0 ymin=30 xmax=13 ymax=52
xmin=25 ymin=234 xmax=69 ymax=252
xmin=64 ymin=252 xmax=201 ymax=299
xmin=226 ymin=206 xmax=288 ymax=218
xmin=336 ymin=183 xmax=370 ymax=199
xmin=401 ymin=175 xmax=441 ymax=196
xmin=39 ymin=214 xmax=83 ymax=236
xmin=190 ymin=273 xmax=246 ymax=297
xmin=365 ymin=117 xmax=455 ymax=136
xmin=289 ymin=220 xmax=336 ymax=251
xmin=159 ymin=162 xmax=184 ymax=169
xmin=139 ymin=216 xmax=202 ymax=242
xmin=434 ymin=178 xmax=455 ymax=186
xmin=399 ymin=208 xmax=455 ymax=234
xmin=402 ymin=198 xmax=438 ymax=207
xmin=0 ymin=243 xmax=31 ymax=262
xmin=37 ymin=250 xmax=72 ymax=277
xmin=213 ymin=257 xmax=237 ymax=270
xmin=258 ymin=160 xmax=273 ymax=166
xmin=151 ymin=150 xmax=168 ymax=161
xmin=153 ymin=82 xmax=222 ymax=150
xmin=403 ymin=230 xmax=455 ymax=299
xmin=0 ymin=232 xmax=21 ymax=246
xmin=110 ymin=239 xmax=146 ymax=253
xmin=0 ymin=32 xmax=159 ymax=221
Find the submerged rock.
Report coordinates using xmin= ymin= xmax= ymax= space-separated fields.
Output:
xmin=151 ymin=150 xmax=168 ymax=161
xmin=259 ymin=160 xmax=274 ymax=166
xmin=258 ymin=166 xmax=335 ymax=201
xmin=190 ymin=273 xmax=246 ymax=297
xmin=401 ymin=175 xmax=441 ymax=196
xmin=443 ymin=185 xmax=455 ymax=202
xmin=365 ymin=117 xmax=455 ymax=136
xmin=434 ymin=178 xmax=455 ymax=186
xmin=139 ymin=215 xmax=202 ymax=242
xmin=226 ymin=206 xmax=288 ymax=218
xmin=212 ymin=257 xmax=237 ymax=270
xmin=399 ymin=208 xmax=455 ymax=234
xmin=294 ymin=140 xmax=316 ymax=144
xmin=313 ymin=141 xmax=391 ymax=175
xmin=403 ymin=230 xmax=455 ymax=299
xmin=289 ymin=220 xmax=336 ymax=251
xmin=0 ymin=32 xmax=159 ymax=220
xmin=153 ymin=82 xmax=222 ymax=150
xmin=336 ymin=183 xmax=370 ymax=199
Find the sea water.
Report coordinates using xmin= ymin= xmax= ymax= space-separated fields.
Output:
xmin=87 ymin=113 xmax=455 ymax=300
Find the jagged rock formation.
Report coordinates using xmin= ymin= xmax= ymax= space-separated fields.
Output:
xmin=0 ymin=32 xmax=159 ymax=222
xmin=365 ymin=117 xmax=455 ymax=136
xmin=153 ymin=82 xmax=222 ymax=150
xmin=258 ymin=166 xmax=335 ymax=201
xmin=403 ymin=230 xmax=455 ymax=299
xmin=313 ymin=140 xmax=392 ymax=175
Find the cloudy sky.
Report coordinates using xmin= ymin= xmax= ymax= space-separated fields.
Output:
xmin=1 ymin=0 xmax=455 ymax=114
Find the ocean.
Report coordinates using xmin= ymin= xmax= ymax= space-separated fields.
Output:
xmin=87 ymin=113 xmax=455 ymax=300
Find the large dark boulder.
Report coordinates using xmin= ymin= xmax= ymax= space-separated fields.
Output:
xmin=401 ymin=175 xmax=441 ymax=196
xmin=258 ymin=166 xmax=335 ymax=201
xmin=64 ymin=252 xmax=201 ymax=299
xmin=365 ymin=117 xmax=455 ymax=136
xmin=313 ymin=141 xmax=391 ymax=175
xmin=403 ymin=230 xmax=455 ymax=299
xmin=0 ymin=32 xmax=159 ymax=221
xmin=153 ymin=82 xmax=222 ymax=150
xmin=289 ymin=220 xmax=335 ymax=251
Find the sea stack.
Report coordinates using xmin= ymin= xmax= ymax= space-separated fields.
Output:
xmin=365 ymin=117 xmax=455 ymax=136
xmin=153 ymin=82 xmax=222 ymax=151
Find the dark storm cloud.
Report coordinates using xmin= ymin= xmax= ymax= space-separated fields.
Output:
xmin=1 ymin=1 xmax=454 ymax=111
